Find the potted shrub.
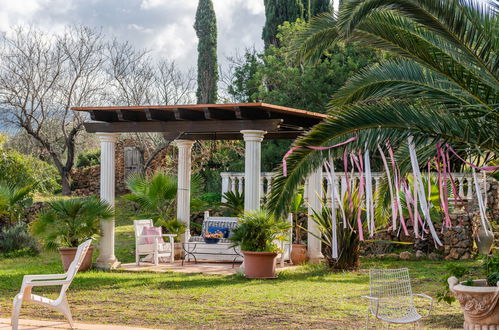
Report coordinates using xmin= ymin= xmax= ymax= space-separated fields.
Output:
xmin=439 ymin=254 xmax=499 ymax=328
xmin=31 ymin=196 xmax=113 ymax=271
xmin=230 ymin=209 xmax=291 ymax=279
xmin=289 ymin=191 xmax=307 ymax=265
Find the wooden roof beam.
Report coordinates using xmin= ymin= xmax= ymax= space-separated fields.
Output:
xmin=173 ymin=108 xmax=205 ymax=121
xmin=84 ymin=119 xmax=283 ymax=133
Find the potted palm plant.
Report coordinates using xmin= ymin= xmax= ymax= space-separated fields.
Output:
xmin=230 ymin=209 xmax=291 ymax=279
xmin=31 ymin=196 xmax=113 ymax=271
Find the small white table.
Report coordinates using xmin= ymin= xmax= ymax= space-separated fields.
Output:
xmin=182 ymin=242 xmax=243 ymax=267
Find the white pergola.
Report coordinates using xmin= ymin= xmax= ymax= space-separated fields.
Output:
xmin=72 ymin=103 xmax=327 ymax=269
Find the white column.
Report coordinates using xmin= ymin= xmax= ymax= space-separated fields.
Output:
xmin=176 ymin=140 xmax=195 ymax=242
xmin=221 ymin=173 xmax=230 ymax=202
xmin=241 ymin=130 xmax=266 ymax=211
xmin=96 ymin=132 xmax=120 ymax=270
xmin=307 ymin=166 xmax=323 ymax=262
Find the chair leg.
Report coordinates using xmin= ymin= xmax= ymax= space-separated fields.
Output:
xmin=11 ymin=295 xmax=22 ymax=330
xmin=58 ymin=295 xmax=74 ymax=329
xmin=154 ymin=252 xmax=159 ymax=265
xmin=136 ymin=249 xmax=140 ymax=266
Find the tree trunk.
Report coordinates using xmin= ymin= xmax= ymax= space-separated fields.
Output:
xmin=61 ymin=170 xmax=72 ymax=196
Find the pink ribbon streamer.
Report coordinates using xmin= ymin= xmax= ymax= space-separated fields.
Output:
xmin=446 ymin=144 xmax=499 ymax=171
xmin=282 ymin=137 xmax=357 ymax=177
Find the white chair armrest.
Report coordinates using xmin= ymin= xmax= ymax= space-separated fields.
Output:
xmin=162 ymin=234 xmax=177 ymax=237
xmin=414 ymin=293 xmax=433 ymax=317
xmin=361 ymin=295 xmax=380 ymax=317
xmin=23 ymin=274 xmax=67 ymax=281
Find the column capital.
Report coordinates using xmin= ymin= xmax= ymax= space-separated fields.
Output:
xmin=241 ymin=130 xmax=266 ymax=142
xmin=174 ymin=139 xmax=195 ymax=148
xmin=96 ymin=132 xmax=120 ymax=143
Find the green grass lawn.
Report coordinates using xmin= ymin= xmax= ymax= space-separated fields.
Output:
xmin=0 ymin=216 xmax=471 ymax=329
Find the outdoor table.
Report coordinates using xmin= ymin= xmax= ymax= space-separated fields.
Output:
xmin=181 ymin=242 xmax=242 ymax=267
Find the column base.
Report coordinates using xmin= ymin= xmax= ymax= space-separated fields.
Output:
xmin=95 ymin=258 xmax=121 ymax=270
xmin=308 ymin=257 xmax=324 ymax=264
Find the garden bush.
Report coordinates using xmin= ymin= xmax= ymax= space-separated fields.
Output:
xmin=0 ymin=222 xmax=39 ymax=257
xmin=0 ymin=137 xmax=60 ymax=193
xmin=76 ymin=149 xmax=100 ymax=168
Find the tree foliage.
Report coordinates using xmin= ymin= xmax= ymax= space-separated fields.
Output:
xmin=268 ymin=0 xmax=498 ymax=217
xmin=194 ymin=0 xmax=218 ymax=104
xmin=263 ymin=0 xmax=305 ymax=47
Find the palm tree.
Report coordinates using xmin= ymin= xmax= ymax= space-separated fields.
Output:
xmin=124 ymin=172 xmax=178 ymax=221
xmin=0 ymin=183 xmax=34 ymax=225
xmin=268 ymin=0 xmax=498 ymax=215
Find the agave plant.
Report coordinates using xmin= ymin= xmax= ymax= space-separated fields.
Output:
xmin=308 ymin=187 xmax=362 ymax=270
xmin=31 ymin=196 xmax=113 ymax=249
xmin=269 ymin=0 xmax=498 ymax=216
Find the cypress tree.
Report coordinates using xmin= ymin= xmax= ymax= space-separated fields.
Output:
xmin=194 ymin=0 xmax=218 ymax=104
xmin=310 ymin=0 xmax=332 ymax=16
xmin=262 ymin=0 xmax=304 ymax=48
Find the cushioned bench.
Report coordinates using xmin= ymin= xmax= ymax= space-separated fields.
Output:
xmin=186 ymin=212 xmax=243 ymax=262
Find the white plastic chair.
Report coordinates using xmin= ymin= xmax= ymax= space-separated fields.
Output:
xmin=11 ymin=239 xmax=92 ymax=330
xmin=134 ymin=219 xmax=176 ymax=265
xmin=362 ymin=268 xmax=433 ymax=328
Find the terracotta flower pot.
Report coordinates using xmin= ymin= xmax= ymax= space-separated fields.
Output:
xmin=58 ymin=246 xmax=94 ymax=272
xmin=242 ymin=251 xmax=278 ymax=279
xmin=448 ymin=277 xmax=499 ymax=329
xmin=290 ymin=244 xmax=307 ymax=265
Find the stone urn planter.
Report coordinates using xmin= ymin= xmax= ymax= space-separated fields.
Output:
xmin=448 ymin=277 xmax=499 ymax=329
xmin=290 ymin=244 xmax=307 ymax=265
xmin=59 ymin=246 xmax=94 ymax=271
xmin=242 ymin=251 xmax=278 ymax=279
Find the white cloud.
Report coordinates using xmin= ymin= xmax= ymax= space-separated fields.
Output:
xmin=0 ymin=0 xmax=265 ymax=69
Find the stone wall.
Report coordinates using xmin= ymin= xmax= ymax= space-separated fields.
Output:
xmin=71 ymin=138 xmax=172 ymax=196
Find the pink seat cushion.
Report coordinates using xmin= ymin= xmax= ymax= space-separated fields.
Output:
xmin=141 ymin=226 xmax=164 ymax=244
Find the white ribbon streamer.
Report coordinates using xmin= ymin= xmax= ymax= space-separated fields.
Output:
xmin=324 ymin=161 xmax=339 ymax=259
xmin=408 ymin=137 xmax=442 ymax=246
xmin=472 ymin=168 xmax=492 ymax=232
xmin=378 ymin=144 xmax=397 ymax=230
xmin=364 ymin=150 xmax=374 ymax=237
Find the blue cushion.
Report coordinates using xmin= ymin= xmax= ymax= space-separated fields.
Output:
xmin=207 ymin=226 xmax=229 ymax=238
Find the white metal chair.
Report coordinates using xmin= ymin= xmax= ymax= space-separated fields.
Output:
xmin=11 ymin=239 xmax=92 ymax=330
xmin=134 ymin=219 xmax=176 ymax=265
xmin=362 ymin=268 xmax=433 ymax=329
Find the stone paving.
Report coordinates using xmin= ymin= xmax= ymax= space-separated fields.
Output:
xmin=120 ymin=260 xmax=297 ymax=275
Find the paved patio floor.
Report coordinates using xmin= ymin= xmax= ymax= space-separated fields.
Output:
xmin=0 ymin=318 xmax=158 ymax=330
xmin=120 ymin=260 xmax=298 ymax=275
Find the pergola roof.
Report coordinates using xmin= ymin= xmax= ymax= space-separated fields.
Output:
xmin=72 ymin=103 xmax=328 ymax=140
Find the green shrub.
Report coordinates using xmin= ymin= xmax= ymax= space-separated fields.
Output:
xmin=200 ymin=192 xmax=221 ymax=205
xmin=0 ymin=141 xmax=60 ymax=193
xmin=0 ymin=222 xmax=39 ymax=257
xmin=76 ymin=150 xmax=100 ymax=168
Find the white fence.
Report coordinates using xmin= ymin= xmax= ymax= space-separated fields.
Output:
xmin=220 ymin=171 xmax=485 ymax=204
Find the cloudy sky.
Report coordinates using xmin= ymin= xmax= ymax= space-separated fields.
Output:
xmin=0 ymin=0 xmax=270 ymax=70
